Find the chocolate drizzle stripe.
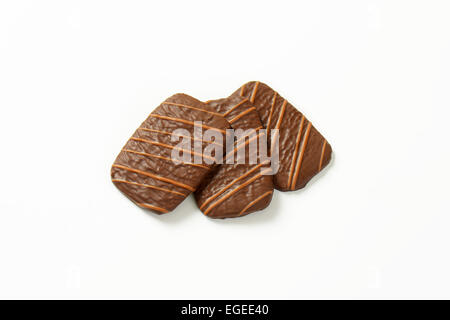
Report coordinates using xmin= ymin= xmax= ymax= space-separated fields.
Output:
xmin=291 ymin=122 xmax=312 ymax=189
xmin=137 ymin=203 xmax=168 ymax=213
xmin=239 ymin=84 xmax=246 ymax=96
xmin=112 ymin=179 xmax=186 ymax=197
xmin=234 ymin=128 xmax=263 ymax=146
xmin=138 ymin=128 xmax=222 ymax=147
xmin=238 ymin=191 xmax=273 ymax=216
xmin=270 ymin=100 xmax=287 ymax=154
xmin=149 ymin=114 xmax=226 ymax=134
xmin=224 ymin=131 xmax=265 ymax=161
xmin=287 ymin=115 xmax=305 ymax=187
xmin=318 ymin=139 xmax=327 ymax=171
xmin=275 ymin=100 xmax=287 ymax=129
xmin=163 ymin=102 xmax=222 ymax=116
xmin=228 ymin=107 xmax=257 ymax=124
xmin=203 ymin=168 xmax=272 ymax=216
xmin=130 ymin=137 xmax=216 ymax=162
xmin=250 ymin=81 xmax=260 ymax=103
xmin=112 ymin=164 xmax=196 ymax=192
xmin=123 ymin=149 xmax=209 ymax=169
xmin=223 ymin=98 xmax=249 ymax=116
xmin=199 ymin=160 xmax=270 ymax=210
xmin=266 ymin=92 xmax=277 ymax=131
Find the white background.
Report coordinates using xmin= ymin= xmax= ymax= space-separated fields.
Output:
xmin=0 ymin=0 xmax=449 ymax=299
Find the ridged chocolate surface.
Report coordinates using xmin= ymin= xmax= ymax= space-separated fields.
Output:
xmin=233 ymin=81 xmax=332 ymax=191
xmin=111 ymin=93 xmax=230 ymax=214
xmin=195 ymin=95 xmax=274 ymax=219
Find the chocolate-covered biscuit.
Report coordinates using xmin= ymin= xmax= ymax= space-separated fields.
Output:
xmin=194 ymin=95 xmax=274 ymax=218
xmin=233 ymin=81 xmax=332 ymax=191
xmin=111 ymin=94 xmax=230 ymax=214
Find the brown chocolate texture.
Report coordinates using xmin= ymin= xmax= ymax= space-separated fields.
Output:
xmin=233 ymin=81 xmax=332 ymax=191
xmin=111 ymin=94 xmax=230 ymax=214
xmin=194 ymin=95 xmax=274 ymax=218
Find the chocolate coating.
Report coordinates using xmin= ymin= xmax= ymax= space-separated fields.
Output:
xmin=233 ymin=81 xmax=332 ymax=191
xmin=195 ymin=95 xmax=274 ymax=219
xmin=111 ymin=94 xmax=230 ymax=214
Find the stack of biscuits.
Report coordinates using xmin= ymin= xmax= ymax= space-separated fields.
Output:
xmin=111 ymin=81 xmax=332 ymax=219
